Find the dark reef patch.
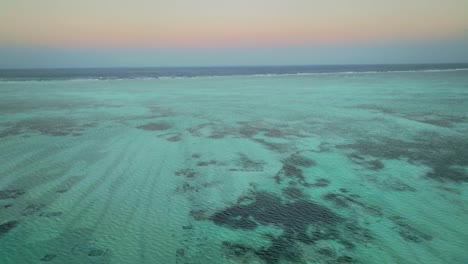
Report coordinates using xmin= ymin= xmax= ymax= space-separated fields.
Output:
xmin=233 ymin=154 xmax=265 ymax=172
xmin=209 ymin=191 xmax=349 ymax=263
xmin=323 ymin=193 xmax=353 ymax=208
xmin=337 ymin=256 xmax=359 ymax=263
xmin=39 ymin=211 xmax=63 ymax=218
xmin=210 ymin=191 xmax=341 ymax=231
xmin=88 ymin=248 xmax=108 ymax=257
xmin=252 ymin=139 xmax=289 ymax=153
xmin=274 ymin=153 xmax=318 ymax=187
xmin=22 ymin=204 xmax=46 ymax=216
xmin=274 ymin=163 xmax=305 ymax=185
xmin=187 ymin=123 xmax=211 ymax=136
xmin=187 ymin=122 xmax=235 ymax=139
xmin=361 ymin=174 xmax=416 ymax=192
xmin=351 ymin=104 xmax=395 ymax=114
xmin=236 ymin=120 xmax=275 ymax=139
xmin=316 ymin=247 xmax=337 ymax=258
xmin=222 ymin=242 xmax=257 ymax=260
xmin=339 ymin=240 xmax=356 ymax=250
xmin=347 ymin=154 xmax=384 ymax=170
xmin=40 ymin=254 xmax=57 ymax=262
xmin=175 ymin=169 xmax=197 ymax=178
xmin=283 ymin=153 xmax=316 ymax=168
xmin=436 ymin=185 xmax=461 ymax=195
xmin=0 ymin=189 xmax=25 ymax=200
xmin=55 ymin=188 xmax=69 ymax=193
xmin=208 ymin=130 xmax=230 ymax=139
xmin=158 ymin=132 xmax=182 ymax=142
xmin=390 ymin=216 xmax=432 ymax=243
xmin=197 ymin=160 xmax=217 ymax=167
xmin=167 ymin=135 xmax=181 ymax=142
xmin=237 ymin=120 xmax=306 ymax=139
xmin=351 ymin=105 xmax=467 ymax=126
xmin=323 ymin=192 xmax=383 ymax=218
xmin=182 ymin=225 xmax=193 ymax=230
xmin=351 ymin=104 xmax=468 ymax=128
xmin=177 ymin=181 xmax=220 ymax=193
xmin=316 ymin=143 xmax=331 ymax=153
xmin=381 ymin=177 xmax=416 ymax=192
xmin=322 ymin=192 xmax=365 ymax=208
xmin=29 ymin=228 xmax=108 ymax=262
xmin=343 ymin=223 xmax=374 ymax=242
xmin=176 ymin=248 xmax=185 ymax=257
xmin=238 ymin=126 xmax=258 ymax=138
xmin=209 ymin=190 xmax=367 ymax=264
xmin=363 ymin=205 xmax=383 ymax=217
xmin=190 ymin=209 xmax=210 ymax=221
xmin=147 ymin=106 xmax=174 ymax=118
xmin=0 ymin=220 xmax=19 ymax=236
xmin=264 ymin=129 xmax=285 ymax=138
xmin=366 ymin=160 xmax=384 ymax=170
xmin=282 ymin=187 xmax=309 ymax=200
xmin=0 ymin=118 xmax=93 ymax=138
xmin=339 ymin=133 xmax=468 ymax=182
xmin=310 ymin=178 xmax=330 ymax=187
xmin=186 ymin=120 xmax=304 ymax=141
xmin=176 ymin=183 xmax=199 ymax=192
xmin=411 ymin=115 xmax=468 ymax=128
xmin=255 ymin=235 xmax=303 ymax=263
xmin=137 ymin=121 xmax=172 ymax=131
xmin=54 ymin=175 xmax=84 ymax=194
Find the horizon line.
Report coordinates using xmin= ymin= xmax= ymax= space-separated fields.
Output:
xmin=1 ymin=62 xmax=468 ymax=71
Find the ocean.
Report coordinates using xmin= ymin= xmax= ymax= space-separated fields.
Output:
xmin=0 ymin=64 xmax=467 ymax=264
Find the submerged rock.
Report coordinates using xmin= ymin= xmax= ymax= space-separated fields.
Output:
xmin=0 ymin=220 xmax=19 ymax=236
xmin=337 ymin=255 xmax=358 ymax=263
xmin=137 ymin=122 xmax=172 ymax=131
xmin=22 ymin=204 xmax=46 ymax=216
xmin=390 ymin=216 xmax=432 ymax=243
xmin=176 ymin=248 xmax=185 ymax=257
xmin=283 ymin=153 xmax=316 ymax=167
xmin=310 ymin=178 xmax=330 ymax=187
xmin=190 ymin=209 xmax=210 ymax=221
xmin=167 ymin=135 xmax=181 ymax=142
xmin=175 ymin=169 xmax=197 ymax=178
xmin=282 ymin=187 xmax=309 ymax=200
xmin=235 ymin=153 xmax=265 ymax=171
xmin=0 ymin=189 xmax=25 ymax=200
xmin=88 ymin=249 xmax=106 ymax=257
xmin=40 ymin=211 xmax=63 ymax=218
xmin=197 ymin=160 xmax=217 ymax=167
xmin=40 ymin=254 xmax=57 ymax=262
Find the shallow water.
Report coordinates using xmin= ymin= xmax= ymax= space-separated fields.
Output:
xmin=1 ymin=70 xmax=467 ymax=263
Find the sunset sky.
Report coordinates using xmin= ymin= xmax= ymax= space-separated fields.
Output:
xmin=1 ymin=0 xmax=468 ymax=68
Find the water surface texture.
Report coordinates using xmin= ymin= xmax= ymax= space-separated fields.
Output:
xmin=1 ymin=66 xmax=468 ymax=263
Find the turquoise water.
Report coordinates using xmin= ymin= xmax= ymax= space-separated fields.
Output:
xmin=1 ymin=70 xmax=467 ymax=263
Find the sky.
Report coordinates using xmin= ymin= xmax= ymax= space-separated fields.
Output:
xmin=1 ymin=0 xmax=468 ymax=68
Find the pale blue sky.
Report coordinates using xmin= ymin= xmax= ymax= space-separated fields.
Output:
xmin=1 ymin=37 xmax=467 ymax=68
xmin=1 ymin=0 xmax=467 ymax=68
